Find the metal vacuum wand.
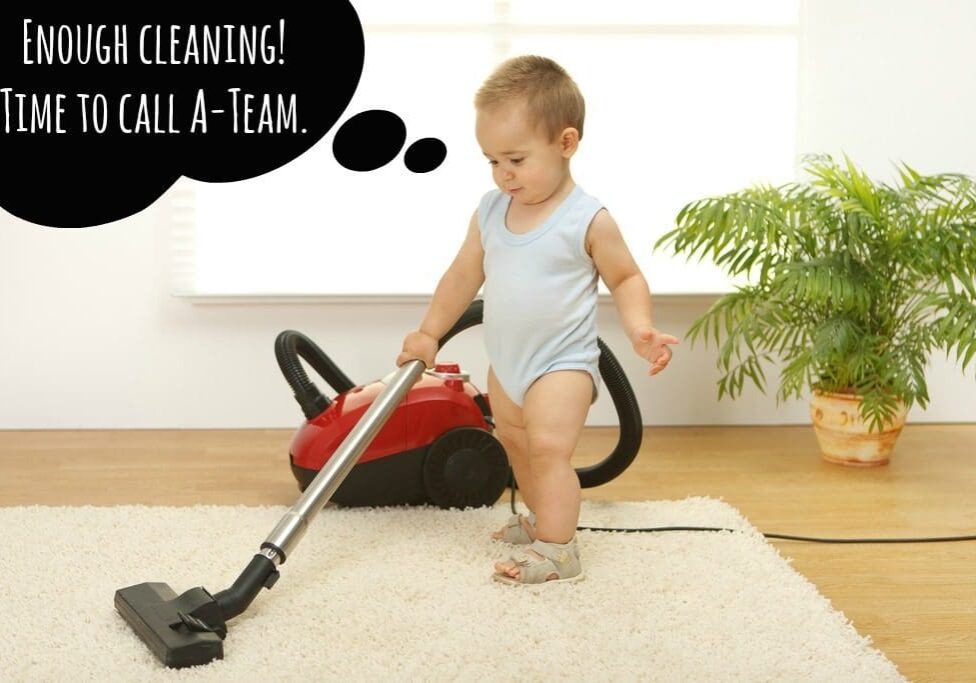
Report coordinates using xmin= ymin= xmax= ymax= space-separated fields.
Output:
xmin=263 ymin=359 xmax=426 ymax=560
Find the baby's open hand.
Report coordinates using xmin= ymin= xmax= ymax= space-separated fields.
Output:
xmin=631 ymin=326 xmax=679 ymax=376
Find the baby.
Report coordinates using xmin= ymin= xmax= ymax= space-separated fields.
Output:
xmin=397 ymin=55 xmax=678 ymax=584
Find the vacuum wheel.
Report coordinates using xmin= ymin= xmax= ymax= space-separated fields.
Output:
xmin=423 ymin=427 xmax=509 ymax=509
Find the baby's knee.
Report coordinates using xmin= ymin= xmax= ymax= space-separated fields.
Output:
xmin=526 ymin=430 xmax=574 ymax=463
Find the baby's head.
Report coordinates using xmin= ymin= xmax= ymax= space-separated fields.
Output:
xmin=475 ymin=55 xmax=585 ymax=143
xmin=474 ymin=55 xmax=585 ymax=205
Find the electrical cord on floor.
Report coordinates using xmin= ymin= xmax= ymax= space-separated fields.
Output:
xmin=507 ymin=485 xmax=976 ymax=544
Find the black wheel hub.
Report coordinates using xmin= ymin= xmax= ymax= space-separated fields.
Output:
xmin=423 ymin=427 xmax=509 ymax=509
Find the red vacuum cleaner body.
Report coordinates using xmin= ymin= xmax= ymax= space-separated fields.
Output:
xmin=292 ymin=362 xmax=488 ymax=467
xmin=288 ymin=360 xmax=510 ymax=509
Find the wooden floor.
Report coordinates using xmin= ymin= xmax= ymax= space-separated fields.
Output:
xmin=1 ymin=425 xmax=973 ymax=682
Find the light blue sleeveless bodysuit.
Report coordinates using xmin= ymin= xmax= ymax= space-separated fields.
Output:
xmin=477 ymin=184 xmax=604 ymax=407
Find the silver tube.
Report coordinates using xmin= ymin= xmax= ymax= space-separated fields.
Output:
xmin=263 ymin=360 xmax=426 ymax=559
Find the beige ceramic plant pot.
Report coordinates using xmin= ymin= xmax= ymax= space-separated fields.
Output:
xmin=809 ymin=390 xmax=908 ymax=466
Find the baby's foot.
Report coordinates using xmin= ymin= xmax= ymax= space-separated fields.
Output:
xmin=493 ymin=548 xmax=551 ymax=581
xmin=493 ymin=538 xmax=583 ymax=584
xmin=490 ymin=512 xmax=536 ymax=544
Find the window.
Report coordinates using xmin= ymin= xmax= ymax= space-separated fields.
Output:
xmin=173 ymin=0 xmax=799 ymax=298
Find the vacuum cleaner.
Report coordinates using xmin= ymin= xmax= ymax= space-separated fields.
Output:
xmin=281 ymin=299 xmax=643 ymax=506
xmin=115 ymin=300 xmax=642 ymax=668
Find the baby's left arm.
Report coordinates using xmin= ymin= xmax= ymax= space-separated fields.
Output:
xmin=587 ymin=210 xmax=679 ymax=375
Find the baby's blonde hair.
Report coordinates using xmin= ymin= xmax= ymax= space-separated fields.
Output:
xmin=474 ymin=55 xmax=585 ymax=141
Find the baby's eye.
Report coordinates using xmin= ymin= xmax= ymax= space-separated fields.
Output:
xmin=511 ymin=158 xmax=524 ymax=165
xmin=488 ymin=160 xmax=498 ymax=166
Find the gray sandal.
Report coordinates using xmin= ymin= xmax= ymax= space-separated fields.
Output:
xmin=492 ymin=538 xmax=584 ymax=585
xmin=493 ymin=512 xmax=536 ymax=544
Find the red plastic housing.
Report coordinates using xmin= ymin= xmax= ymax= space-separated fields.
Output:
xmin=289 ymin=370 xmax=491 ymax=470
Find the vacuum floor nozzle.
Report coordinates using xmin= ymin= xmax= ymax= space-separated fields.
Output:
xmin=115 ymin=582 xmax=224 ymax=669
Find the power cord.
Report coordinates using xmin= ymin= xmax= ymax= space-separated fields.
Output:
xmin=507 ymin=485 xmax=976 ymax=544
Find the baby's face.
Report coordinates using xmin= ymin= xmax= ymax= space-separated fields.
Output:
xmin=475 ymin=100 xmax=572 ymax=207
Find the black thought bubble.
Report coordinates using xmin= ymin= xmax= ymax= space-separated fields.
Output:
xmin=0 ymin=4 xmax=443 ymax=229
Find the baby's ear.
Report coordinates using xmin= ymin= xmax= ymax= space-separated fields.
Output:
xmin=559 ymin=127 xmax=580 ymax=157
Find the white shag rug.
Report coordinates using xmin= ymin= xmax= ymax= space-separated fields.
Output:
xmin=0 ymin=498 xmax=906 ymax=682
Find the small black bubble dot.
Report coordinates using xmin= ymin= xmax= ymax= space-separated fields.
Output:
xmin=404 ymin=138 xmax=447 ymax=173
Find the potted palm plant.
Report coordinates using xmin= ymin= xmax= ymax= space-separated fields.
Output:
xmin=655 ymin=154 xmax=976 ymax=466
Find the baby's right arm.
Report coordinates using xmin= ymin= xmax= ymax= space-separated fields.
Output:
xmin=396 ymin=210 xmax=485 ymax=368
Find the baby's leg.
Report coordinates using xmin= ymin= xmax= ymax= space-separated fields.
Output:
xmin=520 ymin=370 xmax=591 ymax=543
xmin=494 ymin=370 xmax=592 ymax=580
xmin=486 ymin=368 xmax=536 ymax=514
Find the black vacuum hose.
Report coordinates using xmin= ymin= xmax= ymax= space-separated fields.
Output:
xmin=438 ymin=299 xmax=643 ymax=488
xmin=275 ymin=330 xmax=356 ymax=420
xmin=578 ymin=338 xmax=642 ymax=487
xmin=438 ymin=299 xmax=486 ymax=347
xmin=213 ymin=554 xmax=279 ymax=622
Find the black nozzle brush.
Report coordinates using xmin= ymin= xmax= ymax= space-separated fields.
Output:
xmin=115 ymin=553 xmax=280 ymax=668
xmin=114 ymin=582 xmax=225 ymax=668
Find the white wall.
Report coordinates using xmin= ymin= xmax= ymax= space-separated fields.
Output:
xmin=2 ymin=0 xmax=975 ymax=429
xmin=800 ymin=0 xmax=976 ymax=176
